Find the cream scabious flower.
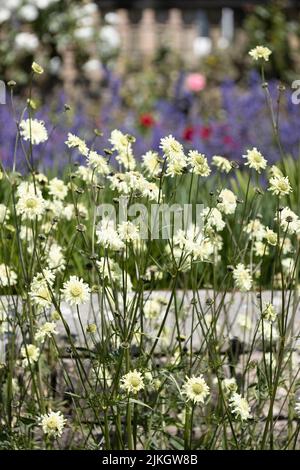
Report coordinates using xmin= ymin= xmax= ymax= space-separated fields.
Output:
xmin=29 ymin=269 xmax=55 ymax=308
xmin=96 ymin=219 xmax=125 ymax=251
xmin=160 ymin=135 xmax=187 ymax=177
xmin=262 ymin=302 xmax=277 ymax=322
xmin=87 ymin=150 xmax=110 ymax=175
xmin=217 ymin=189 xmax=237 ymax=215
xmin=243 ymin=147 xmax=267 ymax=173
xmin=265 ymin=227 xmax=277 ymax=246
xmin=212 ymin=155 xmax=232 ymax=173
xmin=21 ymin=344 xmax=40 ymax=367
xmin=109 ymin=129 xmax=136 ymax=170
xmin=188 ymin=150 xmax=210 ymax=176
xmin=47 ymin=243 xmax=65 ymax=272
xmin=61 ymin=276 xmax=90 ymax=306
xmin=35 ymin=322 xmax=58 ymax=343
xmin=222 ymin=377 xmax=238 ymax=396
xmin=182 ymin=375 xmax=210 ymax=404
xmin=0 ymin=204 xmax=9 ymax=224
xmin=229 ymin=393 xmax=251 ymax=420
xmin=248 ymin=45 xmax=272 ymax=62
xmin=48 ymin=177 xmax=68 ymax=200
xmin=142 ymin=150 xmax=161 ymax=176
xmin=268 ymin=175 xmax=292 ymax=197
xmin=160 ymin=134 xmax=184 ymax=160
xmin=143 ymin=298 xmax=162 ymax=319
xmin=19 ymin=118 xmax=48 ymax=145
xmin=203 ymin=207 xmax=225 ymax=232
xmin=65 ymin=132 xmax=89 ymax=156
xmin=118 ymin=221 xmax=140 ymax=242
xmin=39 ymin=410 xmax=66 ymax=438
xmin=244 ymin=219 xmax=266 ymax=241
xmin=0 ymin=264 xmax=17 ymax=287
xmin=16 ymin=190 xmax=45 ymax=221
xmin=279 ymin=207 xmax=300 ymax=235
xmin=233 ymin=263 xmax=252 ymax=291
xmin=120 ymin=370 xmax=144 ymax=394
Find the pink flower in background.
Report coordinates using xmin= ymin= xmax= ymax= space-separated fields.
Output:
xmin=185 ymin=73 xmax=206 ymax=93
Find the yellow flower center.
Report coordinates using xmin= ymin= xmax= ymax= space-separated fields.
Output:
xmin=192 ymin=383 xmax=204 ymax=395
xmin=25 ymin=197 xmax=38 ymax=209
xmin=47 ymin=417 xmax=58 ymax=429
xmin=130 ymin=377 xmax=141 ymax=388
xmin=70 ymin=285 xmax=83 ymax=297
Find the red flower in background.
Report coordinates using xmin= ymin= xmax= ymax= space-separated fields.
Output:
xmin=139 ymin=113 xmax=155 ymax=128
xmin=223 ymin=135 xmax=235 ymax=147
xmin=199 ymin=125 xmax=212 ymax=140
xmin=182 ymin=126 xmax=195 ymax=141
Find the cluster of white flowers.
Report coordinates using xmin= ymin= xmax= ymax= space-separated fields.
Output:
xmin=108 ymin=171 xmax=160 ymax=201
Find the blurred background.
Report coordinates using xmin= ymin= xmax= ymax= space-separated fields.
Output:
xmin=1 ymin=0 xmax=300 ymax=169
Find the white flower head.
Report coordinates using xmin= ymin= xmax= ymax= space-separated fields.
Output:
xmin=188 ymin=150 xmax=210 ymax=176
xmin=39 ymin=410 xmax=66 ymax=438
xmin=61 ymin=276 xmax=90 ymax=306
xmin=229 ymin=392 xmax=251 ymax=420
xmin=243 ymin=147 xmax=267 ymax=173
xmin=249 ymin=45 xmax=272 ymax=62
xmin=142 ymin=151 xmax=161 ymax=176
xmin=48 ymin=178 xmax=68 ymax=200
xmin=212 ymin=156 xmax=232 ymax=173
xmin=120 ymin=369 xmax=144 ymax=394
xmin=19 ymin=119 xmax=48 ymax=145
xmin=233 ymin=263 xmax=253 ymax=292
xmin=65 ymin=133 xmax=89 ymax=156
xmin=0 ymin=264 xmax=17 ymax=287
xmin=21 ymin=344 xmax=40 ymax=367
xmin=217 ymin=189 xmax=237 ymax=215
xmin=268 ymin=175 xmax=292 ymax=197
xmin=182 ymin=375 xmax=210 ymax=405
